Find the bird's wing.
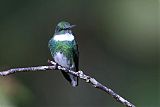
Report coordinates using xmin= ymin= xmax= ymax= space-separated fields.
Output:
xmin=72 ymin=39 xmax=79 ymax=72
xmin=48 ymin=38 xmax=56 ymax=57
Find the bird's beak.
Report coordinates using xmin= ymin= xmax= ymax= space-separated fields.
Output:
xmin=70 ymin=25 xmax=76 ymax=28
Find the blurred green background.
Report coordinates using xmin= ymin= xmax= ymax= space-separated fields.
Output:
xmin=0 ymin=0 xmax=159 ymax=107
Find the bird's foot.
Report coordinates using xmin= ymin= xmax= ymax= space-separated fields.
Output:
xmin=48 ymin=59 xmax=58 ymax=69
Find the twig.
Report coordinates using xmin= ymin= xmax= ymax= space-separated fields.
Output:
xmin=0 ymin=61 xmax=135 ymax=107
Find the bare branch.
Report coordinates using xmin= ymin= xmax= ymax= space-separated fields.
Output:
xmin=0 ymin=61 xmax=135 ymax=107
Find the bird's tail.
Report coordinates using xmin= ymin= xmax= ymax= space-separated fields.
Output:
xmin=61 ymin=71 xmax=78 ymax=87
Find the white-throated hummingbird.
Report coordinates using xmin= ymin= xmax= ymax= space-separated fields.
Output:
xmin=48 ymin=21 xmax=79 ymax=87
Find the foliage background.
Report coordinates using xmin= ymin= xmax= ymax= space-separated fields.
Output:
xmin=0 ymin=0 xmax=159 ymax=107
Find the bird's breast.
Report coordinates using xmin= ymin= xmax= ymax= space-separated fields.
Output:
xmin=54 ymin=52 xmax=71 ymax=68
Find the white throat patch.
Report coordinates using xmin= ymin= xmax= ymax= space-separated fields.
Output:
xmin=54 ymin=33 xmax=74 ymax=41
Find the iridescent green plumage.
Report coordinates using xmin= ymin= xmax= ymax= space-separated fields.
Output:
xmin=48 ymin=21 xmax=79 ymax=87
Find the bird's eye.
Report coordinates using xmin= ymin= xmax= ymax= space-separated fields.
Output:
xmin=63 ymin=27 xmax=70 ymax=30
xmin=60 ymin=27 xmax=69 ymax=31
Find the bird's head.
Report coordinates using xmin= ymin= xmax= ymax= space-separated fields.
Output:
xmin=55 ymin=21 xmax=75 ymax=35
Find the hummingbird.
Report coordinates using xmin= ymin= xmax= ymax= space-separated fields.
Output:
xmin=48 ymin=21 xmax=79 ymax=87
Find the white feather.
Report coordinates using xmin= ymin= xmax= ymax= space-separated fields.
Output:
xmin=54 ymin=52 xmax=70 ymax=68
xmin=53 ymin=33 xmax=74 ymax=41
xmin=54 ymin=52 xmax=78 ymax=87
